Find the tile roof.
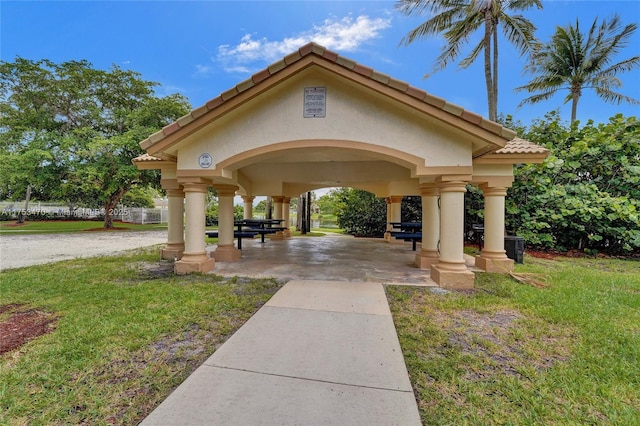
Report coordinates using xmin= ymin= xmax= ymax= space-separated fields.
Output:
xmin=132 ymin=153 xmax=163 ymax=163
xmin=140 ymin=42 xmax=521 ymax=151
xmin=495 ymin=138 xmax=549 ymax=155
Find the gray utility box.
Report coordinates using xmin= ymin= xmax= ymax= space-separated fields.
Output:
xmin=504 ymin=236 xmax=525 ymax=264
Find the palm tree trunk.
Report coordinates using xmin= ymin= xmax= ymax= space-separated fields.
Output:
xmin=483 ymin=10 xmax=496 ymax=121
xmin=492 ymin=24 xmax=499 ymax=121
xmin=571 ymin=95 xmax=579 ymax=124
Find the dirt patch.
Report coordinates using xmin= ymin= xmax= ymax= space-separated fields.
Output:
xmin=0 ymin=304 xmax=57 ymax=355
xmin=432 ymin=309 xmax=572 ymax=381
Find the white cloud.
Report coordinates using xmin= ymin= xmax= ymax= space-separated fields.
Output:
xmin=215 ymin=15 xmax=392 ymax=74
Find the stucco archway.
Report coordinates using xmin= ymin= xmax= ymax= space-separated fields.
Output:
xmin=134 ymin=42 xmax=548 ymax=289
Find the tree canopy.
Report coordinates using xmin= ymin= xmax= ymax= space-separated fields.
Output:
xmin=0 ymin=58 xmax=190 ymax=227
xmin=517 ymin=15 xmax=640 ymax=123
xmin=396 ymin=0 xmax=542 ymax=121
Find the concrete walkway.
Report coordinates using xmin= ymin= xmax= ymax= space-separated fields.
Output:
xmin=141 ymin=280 xmax=422 ymax=425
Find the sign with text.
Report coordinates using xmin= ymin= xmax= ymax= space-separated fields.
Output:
xmin=304 ymin=87 xmax=326 ymax=118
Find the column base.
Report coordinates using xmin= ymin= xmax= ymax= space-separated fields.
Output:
xmin=415 ymin=251 xmax=439 ymax=269
xmin=175 ymin=253 xmax=215 ymax=275
xmin=384 ymin=232 xmax=391 ymax=241
xmin=212 ymin=245 xmax=242 ymax=262
xmin=388 ymin=236 xmax=404 ymax=244
xmin=430 ymin=264 xmax=475 ymax=290
xmin=475 ymin=255 xmax=514 ymax=273
xmin=160 ymin=243 xmax=185 ymax=260
xmin=284 ymin=229 xmax=292 ymax=238
xmin=270 ymin=231 xmax=285 ymax=241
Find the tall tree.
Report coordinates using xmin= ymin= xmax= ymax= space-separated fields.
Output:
xmin=0 ymin=58 xmax=190 ymax=227
xmin=396 ymin=0 xmax=542 ymax=121
xmin=517 ymin=15 xmax=640 ymax=123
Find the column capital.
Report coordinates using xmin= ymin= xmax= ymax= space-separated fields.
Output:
xmin=242 ymin=195 xmax=255 ymax=203
xmin=437 ymin=180 xmax=467 ymax=193
xmin=389 ymin=195 xmax=403 ymax=204
xmin=479 ymin=184 xmax=508 ymax=197
xmin=385 ymin=197 xmax=392 ymax=205
xmin=282 ymin=197 xmax=291 ymax=204
xmin=419 ymin=183 xmax=439 ymax=197
xmin=181 ymin=182 xmax=208 ymax=193
xmin=272 ymin=196 xmax=285 ymax=204
xmin=213 ymin=184 xmax=239 ymax=197
xmin=166 ymin=189 xmax=185 ymax=198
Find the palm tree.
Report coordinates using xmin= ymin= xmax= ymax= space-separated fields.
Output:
xmin=396 ymin=0 xmax=542 ymax=121
xmin=517 ymin=15 xmax=640 ymax=123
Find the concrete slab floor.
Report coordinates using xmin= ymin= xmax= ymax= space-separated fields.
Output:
xmin=207 ymin=233 xmax=439 ymax=286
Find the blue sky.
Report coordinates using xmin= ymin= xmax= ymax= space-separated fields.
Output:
xmin=2 ymin=0 xmax=639 ymax=126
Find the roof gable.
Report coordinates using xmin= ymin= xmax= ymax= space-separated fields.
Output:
xmin=140 ymin=42 xmax=518 ymax=157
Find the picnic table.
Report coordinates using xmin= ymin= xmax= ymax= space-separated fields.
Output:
xmin=207 ymin=219 xmax=287 ymax=246
xmin=204 ymin=230 xmax=258 ymax=250
xmin=389 ymin=222 xmax=422 ymax=251
xmin=240 ymin=219 xmax=286 ymax=243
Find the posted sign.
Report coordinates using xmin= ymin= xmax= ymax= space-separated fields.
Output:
xmin=304 ymin=87 xmax=326 ymax=118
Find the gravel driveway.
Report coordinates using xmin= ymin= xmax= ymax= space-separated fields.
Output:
xmin=0 ymin=231 xmax=167 ymax=270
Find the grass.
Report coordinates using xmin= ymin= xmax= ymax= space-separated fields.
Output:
xmin=387 ymin=255 xmax=640 ymax=425
xmin=3 ymin=247 xmax=638 ymax=424
xmin=0 ymin=220 xmax=167 ymax=234
xmin=0 ymin=249 xmax=282 ymax=425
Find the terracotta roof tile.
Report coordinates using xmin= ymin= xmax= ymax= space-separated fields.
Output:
xmin=220 ymin=87 xmax=238 ymax=101
xmin=140 ymin=41 xmax=541 ymax=153
xmin=236 ymin=78 xmax=255 ymax=93
xmin=461 ymin=110 xmax=483 ymax=126
xmin=335 ymin=56 xmax=357 ymax=69
xmin=371 ymin=71 xmax=391 ymax=85
xmin=252 ymin=68 xmax=271 ymax=84
xmin=133 ymin=153 xmax=163 ymax=162
xmin=284 ymin=51 xmax=302 ymax=65
xmin=442 ymin=102 xmax=464 ymax=117
xmin=177 ymin=114 xmax=195 ymax=128
xmin=423 ymin=93 xmax=446 ymax=109
xmin=206 ymin=96 xmax=224 ymax=110
xmin=353 ymin=63 xmax=374 ymax=77
xmin=406 ymin=86 xmax=427 ymax=101
xmin=496 ymin=138 xmax=549 ymax=155
xmin=388 ymin=78 xmax=409 ymax=92
xmin=162 ymin=122 xmax=180 ymax=136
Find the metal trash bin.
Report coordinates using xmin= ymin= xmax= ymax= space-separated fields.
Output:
xmin=504 ymin=236 xmax=524 ymax=264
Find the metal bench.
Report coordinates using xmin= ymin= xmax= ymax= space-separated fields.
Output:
xmin=390 ymin=231 xmax=422 ymax=251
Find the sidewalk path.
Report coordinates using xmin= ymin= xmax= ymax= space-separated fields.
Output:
xmin=141 ymin=280 xmax=422 ymax=425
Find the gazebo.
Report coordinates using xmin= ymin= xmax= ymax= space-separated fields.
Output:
xmin=134 ymin=42 xmax=548 ymax=289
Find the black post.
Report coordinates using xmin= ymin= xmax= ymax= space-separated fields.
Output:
xmin=306 ymin=191 xmax=312 ymax=233
xmin=300 ymin=194 xmax=307 ymax=235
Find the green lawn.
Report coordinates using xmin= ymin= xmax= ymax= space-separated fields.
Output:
xmin=0 ymin=249 xmax=281 ymax=425
xmin=2 ymin=251 xmax=638 ymax=424
xmin=387 ymin=255 xmax=640 ymax=425
xmin=0 ymin=220 xmax=167 ymax=234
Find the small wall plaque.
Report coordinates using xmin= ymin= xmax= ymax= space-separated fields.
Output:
xmin=304 ymin=87 xmax=326 ymax=118
xmin=198 ymin=153 xmax=212 ymax=168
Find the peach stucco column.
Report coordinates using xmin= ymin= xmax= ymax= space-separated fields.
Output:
xmin=475 ymin=185 xmax=514 ymax=273
xmin=161 ymin=188 xmax=185 ymax=260
xmin=415 ymin=184 xmax=440 ymax=269
xmin=270 ymin=196 xmax=285 ymax=240
xmin=430 ymin=180 xmax=475 ymax=289
xmin=212 ymin=186 xmax=241 ymax=262
xmin=242 ymin=196 xmax=255 ymax=220
xmin=175 ymin=182 xmax=215 ymax=274
xmin=283 ymin=197 xmax=292 ymax=237
xmin=388 ymin=196 xmax=403 ymax=244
